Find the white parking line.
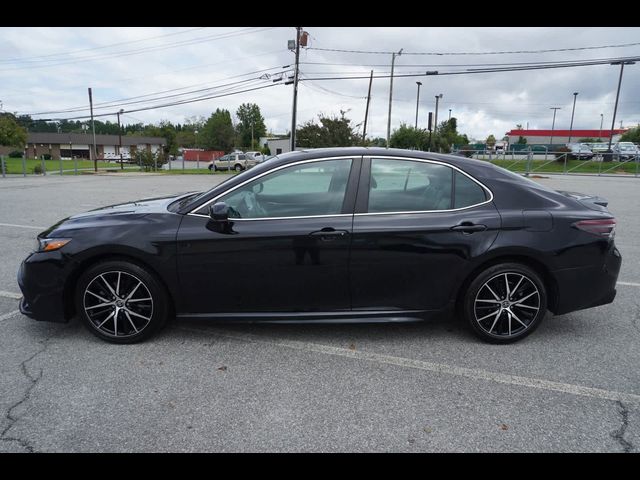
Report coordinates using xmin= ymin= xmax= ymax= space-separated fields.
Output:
xmin=0 ymin=310 xmax=20 ymax=322
xmin=0 ymin=290 xmax=22 ymax=299
xmin=0 ymin=222 xmax=45 ymax=230
xmin=618 ymin=281 xmax=640 ymax=287
xmin=178 ymin=326 xmax=640 ymax=406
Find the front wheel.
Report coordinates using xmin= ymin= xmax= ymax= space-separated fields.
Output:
xmin=75 ymin=260 xmax=170 ymax=344
xmin=234 ymin=164 xmax=243 ymax=172
xmin=462 ymin=263 xmax=547 ymax=344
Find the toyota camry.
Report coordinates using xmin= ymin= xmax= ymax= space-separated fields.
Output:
xmin=18 ymin=147 xmax=621 ymax=344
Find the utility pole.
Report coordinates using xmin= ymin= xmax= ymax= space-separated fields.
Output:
xmin=568 ymin=92 xmax=578 ymax=143
xmin=608 ymin=61 xmax=635 ymax=153
xmin=290 ymin=26 xmax=302 ymax=152
xmin=88 ymin=87 xmax=98 ymax=172
xmin=386 ymin=48 xmax=403 ymax=146
xmin=362 ymin=70 xmax=373 ymax=144
xmin=117 ymin=109 xmax=124 ymax=170
xmin=414 ymin=81 xmax=422 ymax=130
xmin=448 ymin=109 xmax=452 ymax=121
xmin=549 ymin=107 xmax=561 ymax=145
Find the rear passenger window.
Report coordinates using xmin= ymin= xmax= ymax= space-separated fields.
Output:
xmin=368 ymin=159 xmax=453 ymax=213
xmin=454 ymin=171 xmax=487 ymax=208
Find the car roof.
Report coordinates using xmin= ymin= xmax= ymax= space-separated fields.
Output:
xmin=269 ymin=147 xmax=483 ymax=170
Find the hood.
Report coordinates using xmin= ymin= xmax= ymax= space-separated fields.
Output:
xmin=39 ymin=192 xmax=193 ymax=237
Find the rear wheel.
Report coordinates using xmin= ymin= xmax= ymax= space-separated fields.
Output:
xmin=463 ymin=263 xmax=547 ymax=344
xmin=75 ymin=260 xmax=169 ymax=344
xmin=234 ymin=164 xmax=243 ymax=172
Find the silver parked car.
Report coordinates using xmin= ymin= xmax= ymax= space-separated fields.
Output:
xmin=208 ymin=153 xmax=258 ymax=172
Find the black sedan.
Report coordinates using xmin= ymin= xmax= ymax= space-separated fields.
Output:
xmin=18 ymin=147 xmax=621 ymax=344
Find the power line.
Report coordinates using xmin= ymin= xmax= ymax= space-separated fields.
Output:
xmin=0 ymin=27 xmax=278 ymax=71
xmin=39 ymin=82 xmax=282 ymax=121
xmin=299 ymin=55 xmax=640 ymax=68
xmin=299 ymin=56 xmax=640 ymax=81
xmin=307 ymin=41 xmax=640 ymax=56
xmin=25 ymin=65 xmax=290 ymax=116
xmin=0 ymin=27 xmax=208 ymax=64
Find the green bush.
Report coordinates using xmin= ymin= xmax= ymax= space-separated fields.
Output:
xmin=8 ymin=150 xmax=23 ymax=158
xmin=33 ymin=164 xmax=43 ymax=174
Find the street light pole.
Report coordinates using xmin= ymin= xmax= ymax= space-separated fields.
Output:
xmin=608 ymin=61 xmax=636 ymax=152
xmin=414 ymin=81 xmax=422 ymax=130
xmin=599 ymin=113 xmax=604 ymax=142
xmin=568 ymin=92 xmax=578 ymax=144
xmin=549 ymin=107 xmax=561 ymax=145
xmin=434 ymin=94 xmax=443 ymax=135
xmin=386 ymin=48 xmax=403 ymax=146
xmin=448 ymin=109 xmax=452 ymax=121
xmin=117 ymin=109 xmax=124 ymax=170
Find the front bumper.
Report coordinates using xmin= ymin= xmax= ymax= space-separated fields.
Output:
xmin=552 ymin=244 xmax=621 ymax=315
xmin=17 ymin=253 xmax=69 ymax=323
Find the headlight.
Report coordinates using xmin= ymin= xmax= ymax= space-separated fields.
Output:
xmin=36 ymin=238 xmax=72 ymax=252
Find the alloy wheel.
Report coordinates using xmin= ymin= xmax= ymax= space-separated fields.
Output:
xmin=473 ymin=272 xmax=540 ymax=338
xmin=83 ymin=270 xmax=154 ymax=338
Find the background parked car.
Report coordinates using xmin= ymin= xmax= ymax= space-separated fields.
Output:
xmin=245 ymin=151 xmax=266 ymax=163
xmin=208 ymin=152 xmax=258 ymax=172
xmin=612 ymin=142 xmax=640 ymax=160
xmin=566 ymin=143 xmax=594 ymax=160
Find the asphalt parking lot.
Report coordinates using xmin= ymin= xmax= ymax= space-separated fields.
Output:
xmin=0 ymin=172 xmax=639 ymax=452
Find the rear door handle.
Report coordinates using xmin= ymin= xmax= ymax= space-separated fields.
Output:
xmin=451 ymin=223 xmax=487 ymax=233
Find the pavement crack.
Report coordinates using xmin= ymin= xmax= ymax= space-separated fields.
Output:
xmin=611 ymin=400 xmax=634 ymax=453
xmin=0 ymin=332 xmax=57 ymax=453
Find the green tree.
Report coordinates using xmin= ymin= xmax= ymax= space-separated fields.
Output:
xmin=431 ymin=118 xmax=469 ymax=152
xmin=620 ymin=126 xmax=640 ymax=143
xmin=486 ymin=134 xmax=496 ymax=148
xmin=236 ymin=103 xmax=266 ymax=149
xmin=200 ymin=109 xmax=235 ymax=152
xmin=577 ymin=137 xmax=600 ymax=143
xmin=0 ymin=113 xmax=28 ymax=149
xmin=389 ymin=124 xmax=429 ymax=150
xmin=515 ymin=124 xmax=527 ymax=144
xmin=296 ymin=111 xmax=358 ymax=148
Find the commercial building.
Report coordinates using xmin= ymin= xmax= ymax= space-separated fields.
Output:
xmin=506 ymin=129 xmax=627 ymax=146
xmin=259 ymin=135 xmax=291 ymax=156
xmin=0 ymin=132 xmax=166 ymax=160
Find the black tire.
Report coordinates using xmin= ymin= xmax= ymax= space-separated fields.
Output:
xmin=234 ymin=164 xmax=243 ymax=172
xmin=462 ymin=263 xmax=547 ymax=344
xmin=75 ymin=259 xmax=170 ymax=344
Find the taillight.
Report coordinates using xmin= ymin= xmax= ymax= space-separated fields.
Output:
xmin=573 ymin=219 xmax=616 ymax=238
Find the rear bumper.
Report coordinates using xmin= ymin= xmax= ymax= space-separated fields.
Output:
xmin=552 ymin=244 xmax=621 ymax=315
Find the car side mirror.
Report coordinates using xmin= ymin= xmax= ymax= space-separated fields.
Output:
xmin=209 ymin=202 xmax=229 ymax=222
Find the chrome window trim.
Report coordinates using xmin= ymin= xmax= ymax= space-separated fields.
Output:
xmin=187 ymin=156 xmax=356 ymax=220
xmin=358 ymin=156 xmax=494 ymax=216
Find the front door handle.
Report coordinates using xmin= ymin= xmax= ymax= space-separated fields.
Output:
xmin=451 ymin=223 xmax=487 ymax=233
xmin=309 ymin=227 xmax=349 ymax=239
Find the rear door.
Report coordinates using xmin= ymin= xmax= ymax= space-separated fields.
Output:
xmin=349 ymin=156 xmax=501 ymax=312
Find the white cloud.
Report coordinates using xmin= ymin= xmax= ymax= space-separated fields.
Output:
xmin=1 ymin=26 xmax=639 ymax=139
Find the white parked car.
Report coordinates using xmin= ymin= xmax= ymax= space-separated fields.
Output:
xmin=245 ymin=151 xmax=266 ymax=163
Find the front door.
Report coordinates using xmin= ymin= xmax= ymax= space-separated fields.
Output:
xmin=177 ymin=157 xmax=360 ymax=315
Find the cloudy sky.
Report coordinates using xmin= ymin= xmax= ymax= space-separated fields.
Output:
xmin=1 ymin=26 xmax=639 ymax=141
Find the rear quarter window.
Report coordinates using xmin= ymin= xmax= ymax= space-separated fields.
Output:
xmin=454 ymin=171 xmax=487 ymax=208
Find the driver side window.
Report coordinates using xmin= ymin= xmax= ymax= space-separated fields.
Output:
xmin=214 ymin=158 xmax=353 ymax=219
